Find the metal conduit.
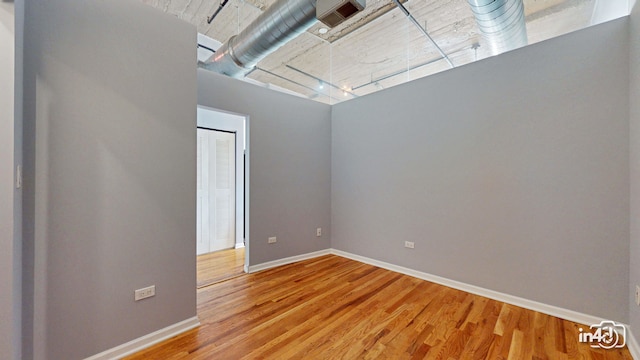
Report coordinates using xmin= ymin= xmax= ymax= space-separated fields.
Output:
xmin=392 ymin=0 xmax=455 ymax=68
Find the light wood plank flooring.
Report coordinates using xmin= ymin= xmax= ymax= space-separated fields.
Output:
xmin=127 ymin=255 xmax=632 ymax=359
xmin=197 ymin=247 xmax=245 ymax=288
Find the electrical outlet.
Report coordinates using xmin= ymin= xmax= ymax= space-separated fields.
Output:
xmin=135 ymin=285 xmax=156 ymax=301
xmin=404 ymin=241 xmax=415 ymax=249
xmin=316 ymin=228 xmax=322 ymax=237
xmin=636 ymin=285 xmax=640 ymax=306
xmin=268 ymin=237 xmax=277 ymax=244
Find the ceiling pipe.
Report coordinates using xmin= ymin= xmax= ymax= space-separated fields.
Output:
xmin=392 ymin=0 xmax=454 ymax=69
xmin=201 ymin=0 xmax=318 ymax=78
xmin=467 ymin=0 xmax=528 ymax=55
xmin=197 ymin=43 xmax=216 ymax=53
xmin=207 ymin=0 xmax=230 ymax=24
xmin=254 ymin=67 xmax=345 ymax=102
xmin=286 ymin=65 xmax=358 ymax=98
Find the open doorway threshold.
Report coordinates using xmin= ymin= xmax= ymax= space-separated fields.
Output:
xmin=197 ymin=247 xmax=245 ymax=288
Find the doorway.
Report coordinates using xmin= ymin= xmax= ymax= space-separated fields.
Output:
xmin=197 ymin=128 xmax=236 ymax=254
xmin=196 ymin=106 xmax=247 ymax=288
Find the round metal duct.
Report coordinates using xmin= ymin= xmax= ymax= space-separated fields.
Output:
xmin=203 ymin=0 xmax=318 ymax=78
xmin=468 ymin=0 xmax=528 ymax=55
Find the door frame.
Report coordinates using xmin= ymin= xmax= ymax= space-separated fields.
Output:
xmin=196 ymin=105 xmax=248 ymax=272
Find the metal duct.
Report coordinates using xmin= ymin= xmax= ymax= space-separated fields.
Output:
xmin=467 ymin=0 xmax=528 ymax=55
xmin=202 ymin=0 xmax=318 ymax=78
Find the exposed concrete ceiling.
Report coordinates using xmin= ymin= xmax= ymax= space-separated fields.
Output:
xmin=142 ymin=0 xmax=604 ymax=104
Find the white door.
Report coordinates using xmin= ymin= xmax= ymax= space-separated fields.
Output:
xmin=197 ymin=129 xmax=236 ymax=255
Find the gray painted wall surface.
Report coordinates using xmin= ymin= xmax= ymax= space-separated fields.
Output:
xmin=23 ymin=1 xmax=197 ymax=359
xmin=198 ymin=69 xmax=332 ymax=266
xmin=332 ymin=19 xmax=630 ymax=322
xmin=629 ymin=0 xmax=640 ymax=339
xmin=0 ymin=2 xmax=20 ymax=359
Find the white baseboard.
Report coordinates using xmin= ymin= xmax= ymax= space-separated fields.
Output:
xmin=248 ymin=248 xmax=618 ymax=327
xmin=627 ymin=327 xmax=640 ymax=360
xmin=334 ymin=251 xmax=640 ymax=359
xmin=235 ymin=243 xmax=245 ymax=249
xmin=87 ymin=249 xmax=639 ymax=359
xmin=247 ymin=249 xmax=332 ymax=273
xmin=84 ymin=316 xmax=200 ymax=360
xmin=330 ymin=249 xmax=612 ymax=327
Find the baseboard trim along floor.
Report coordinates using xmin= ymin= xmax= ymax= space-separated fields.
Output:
xmin=627 ymin=327 xmax=640 ymax=359
xmin=329 ymin=249 xmax=605 ymax=327
xmin=84 ymin=316 xmax=200 ymax=360
xmin=99 ymin=248 xmax=639 ymax=359
xmin=250 ymin=247 xmax=637 ymax=357
xmin=247 ymin=249 xmax=332 ymax=273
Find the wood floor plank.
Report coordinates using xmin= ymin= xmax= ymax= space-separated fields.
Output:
xmin=197 ymin=247 xmax=245 ymax=288
xmin=126 ymin=254 xmax=633 ymax=359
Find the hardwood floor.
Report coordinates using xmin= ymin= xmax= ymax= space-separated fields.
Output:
xmin=197 ymin=247 xmax=245 ymax=288
xmin=127 ymin=255 xmax=632 ymax=359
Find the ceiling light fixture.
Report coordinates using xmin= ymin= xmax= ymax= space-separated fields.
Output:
xmin=318 ymin=27 xmax=328 ymax=34
xmin=319 ymin=80 xmax=324 ymax=89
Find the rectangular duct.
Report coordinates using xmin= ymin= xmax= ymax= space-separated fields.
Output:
xmin=317 ymin=0 xmax=366 ymax=28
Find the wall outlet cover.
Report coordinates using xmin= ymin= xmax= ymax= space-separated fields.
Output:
xmin=135 ymin=285 xmax=156 ymax=301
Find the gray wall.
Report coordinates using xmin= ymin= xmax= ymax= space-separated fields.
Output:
xmin=332 ymin=19 xmax=630 ymax=322
xmin=198 ymin=69 xmax=332 ymax=266
xmin=0 ymin=1 xmax=21 ymax=359
xmin=23 ymin=1 xmax=197 ymax=359
xmin=629 ymin=0 xmax=640 ymax=339
xmin=12 ymin=2 xmax=635 ymax=358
